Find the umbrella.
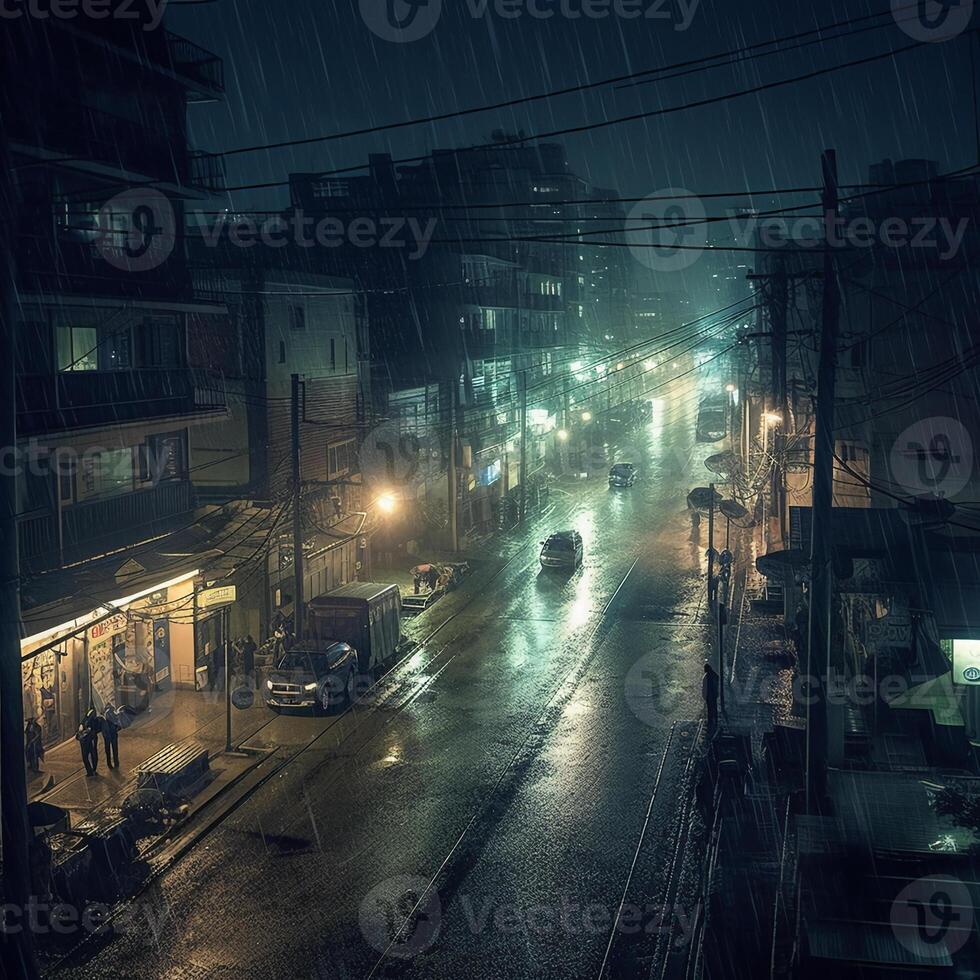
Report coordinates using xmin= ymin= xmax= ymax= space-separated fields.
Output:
xmin=756 ymin=549 xmax=808 ymax=579
xmin=719 ymin=500 xmax=748 ymax=521
xmin=410 ymin=564 xmax=436 ymax=575
xmin=687 ymin=487 xmax=724 ymax=512
xmin=28 ymin=801 xmax=67 ymax=828
xmin=704 ymin=452 xmax=740 ymax=476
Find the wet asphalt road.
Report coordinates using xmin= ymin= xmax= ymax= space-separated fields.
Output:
xmin=56 ymin=398 xmax=717 ymax=980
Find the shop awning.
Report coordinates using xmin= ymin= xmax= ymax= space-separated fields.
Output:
xmin=20 ymin=502 xmax=279 ymax=654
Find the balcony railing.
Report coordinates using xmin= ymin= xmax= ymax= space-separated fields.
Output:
xmin=189 ymin=150 xmax=226 ymax=194
xmin=17 ymin=370 xmax=227 ymax=436
xmin=19 ymin=481 xmax=194 ymax=571
xmin=10 ymin=101 xmax=187 ymax=185
xmin=166 ymin=32 xmax=225 ymax=98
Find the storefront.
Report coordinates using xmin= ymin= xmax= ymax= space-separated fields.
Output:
xmin=20 ymin=570 xmax=198 ymax=748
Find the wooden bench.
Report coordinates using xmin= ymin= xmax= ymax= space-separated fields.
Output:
xmin=135 ymin=741 xmax=209 ymax=798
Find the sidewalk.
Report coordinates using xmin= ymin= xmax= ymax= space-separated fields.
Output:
xmin=695 ymin=521 xmax=804 ymax=978
xmin=31 ymin=477 xmax=587 ymax=830
xmin=29 ymin=686 xmax=271 ymax=825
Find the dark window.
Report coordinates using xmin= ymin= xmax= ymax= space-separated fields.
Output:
xmin=288 ymin=305 xmax=305 ymax=331
xmin=279 ymin=341 xmax=286 ymax=364
xmin=330 ymin=338 xmax=336 ymax=371
xmin=140 ymin=432 xmax=185 ymax=483
xmin=851 ymin=340 xmax=869 ymax=369
xmin=139 ymin=317 xmax=181 ymax=368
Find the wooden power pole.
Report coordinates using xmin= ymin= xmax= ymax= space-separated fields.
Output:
xmin=806 ymin=149 xmax=844 ymax=811
xmin=0 ymin=128 xmax=39 ymax=978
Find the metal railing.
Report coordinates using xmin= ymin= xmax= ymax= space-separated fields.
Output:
xmin=165 ymin=32 xmax=225 ymax=95
xmin=189 ymin=151 xmax=226 ymax=193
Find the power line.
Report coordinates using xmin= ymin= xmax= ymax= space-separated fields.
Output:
xmin=221 ymin=34 xmax=939 ymax=194
xmin=216 ymin=5 xmax=912 ymax=160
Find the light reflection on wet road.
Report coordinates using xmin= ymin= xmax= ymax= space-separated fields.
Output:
xmin=56 ymin=403 xmax=720 ymax=980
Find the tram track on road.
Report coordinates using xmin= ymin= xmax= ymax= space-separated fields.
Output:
xmin=596 ymin=720 xmax=705 ymax=980
xmin=365 ymin=554 xmax=642 ymax=978
xmin=48 ymin=488 xmax=595 ymax=975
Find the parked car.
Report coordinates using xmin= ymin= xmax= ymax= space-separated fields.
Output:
xmin=539 ymin=530 xmax=584 ymax=570
xmin=609 ymin=462 xmax=637 ymax=488
xmin=265 ymin=643 xmax=358 ymax=713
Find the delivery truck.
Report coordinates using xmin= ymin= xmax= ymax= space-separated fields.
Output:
xmin=264 ymin=583 xmax=402 ymax=713
xmin=307 ymin=582 xmax=402 ymax=673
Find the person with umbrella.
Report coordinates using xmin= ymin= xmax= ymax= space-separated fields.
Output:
xmin=702 ymin=661 xmax=720 ymax=733
xmin=25 ymin=716 xmax=44 ymax=773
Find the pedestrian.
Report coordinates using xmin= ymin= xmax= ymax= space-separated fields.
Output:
xmin=25 ymin=717 xmax=44 ymax=773
xmin=103 ymin=703 xmax=122 ymax=770
xmin=76 ymin=707 xmax=101 ymax=776
xmin=206 ymin=646 xmax=218 ymax=692
xmin=242 ymin=633 xmax=257 ymax=685
xmin=702 ymin=662 xmax=720 ymax=733
xmin=413 ymin=572 xmax=421 ymax=595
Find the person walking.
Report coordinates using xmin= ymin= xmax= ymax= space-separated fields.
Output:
xmin=76 ymin=707 xmax=101 ymax=776
xmin=103 ymin=703 xmax=122 ymax=770
xmin=241 ymin=633 xmax=257 ymax=688
xmin=702 ymin=661 xmax=720 ymax=733
xmin=25 ymin=717 xmax=44 ymax=773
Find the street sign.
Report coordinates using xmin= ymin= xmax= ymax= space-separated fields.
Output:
xmin=231 ymin=687 xmax=255 ymax=710
xmin=953 ymin=639 xmax=980 ymax=686
xmin=199 ymin=585 xmax=237 ymax=609
xmin=867 ymin=620 xmax=912 ymax=647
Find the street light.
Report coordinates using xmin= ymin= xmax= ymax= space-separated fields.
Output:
xmin=581 ymin=411 xmax=593 ymax=423
xmin=376 ymin=492 xmax=397 ymax=514
xmin=557 ymin=429 xmax=569 ymax=441
xmin=725 ymin=383 xmax=737 ymax=393
xmin=763 ymin=412 xmax=782 ymax=426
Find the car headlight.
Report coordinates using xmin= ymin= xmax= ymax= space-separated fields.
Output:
xmin=265 ymin=679 xmax=273 ymax=691
xmin=303 ymin=682 xmax=317 ymax=692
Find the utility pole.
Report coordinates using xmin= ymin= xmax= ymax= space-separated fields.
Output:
xmin=223 ymin=605 xmax=232 ymax=753
xmin=0 ymin=128 xmax=39 ymax=978
xmin=291 ymin=374 xmax=304 ymax=640
xmin=806 ymin=149 xmax=843 ymax=811
xmin=771 ymin=257 xmax=789 ymax=546
xmin=448 ymin=378 xmax=459 ymax=553
xmin=707 ymin=483 xmax=716 ymax=605
xmin=518 ymin=369 xmax=527 ymax=526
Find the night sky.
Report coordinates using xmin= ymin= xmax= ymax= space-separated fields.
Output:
xmin=171 ymin=0 xmax=974 ymax=216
